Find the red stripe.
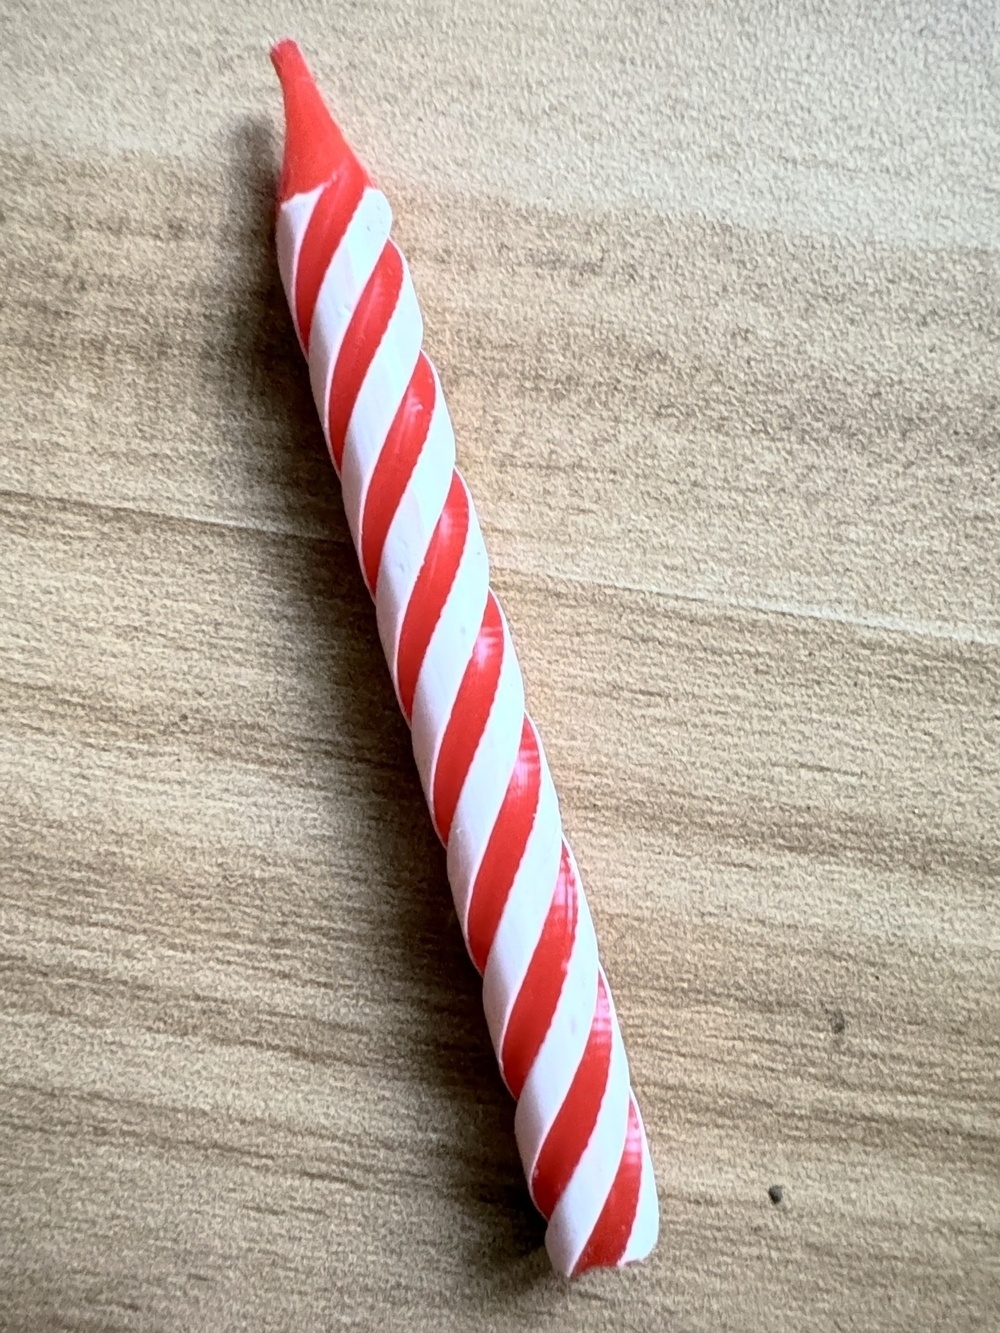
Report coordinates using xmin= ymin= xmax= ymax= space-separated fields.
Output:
xmin=360 ymin=352 xmax=435 ymax=595
xmin=431 ymin=592 xmax=504 ymax=844
xmin=272 ymin=41 xmax=360 ymax=205
xmin=466 ymin=717 xmax=541 ymax=975
xmin=500 ymin=842 xmax=577 ymax=1098
xmin=573 ymin=1097 xmax=644 ymax=1274
xmin=326 ymin=241 xmax=403 ymax=471
xmin=293 ymin=161 xmax=368 ymax=353
xmin=530 ymin=974 xmax=613 ymax=1220
xmin=395 ymin=472 xmax=469 ymax=722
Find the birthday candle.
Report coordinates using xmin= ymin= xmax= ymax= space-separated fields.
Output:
xmin=270 ymin=39 xmax=658 ymax=1277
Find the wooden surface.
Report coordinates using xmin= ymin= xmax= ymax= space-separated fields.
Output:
xmin=2 ymin=3 xmax=998 ymax=1329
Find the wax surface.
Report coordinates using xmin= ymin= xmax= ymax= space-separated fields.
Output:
xmin=272 ymin=38 xmax=658 ymax=1277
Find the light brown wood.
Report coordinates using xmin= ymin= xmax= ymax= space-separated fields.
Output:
xmin=1 ymin=4 xmax=998 ymax=1329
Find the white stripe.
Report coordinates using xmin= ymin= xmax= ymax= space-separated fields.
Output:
xmin=481 ymin=755 xmax=561 ymax=1051
xmin=304 ymin=187 xmax=393 ymax=458
xmin=544 ymin=981 xmax=630 ymax=1277
xmin=283 ymin=175 xmax=659 ymax=1279
xmin=340 ymin=255 xmax=422 ymax=561
xmin=444 ymin=613 xmax=525 ymax=933
xmin=276 ymin=185 xmax=322 ymax=346
xmin=409 ymin=482 xmax=490 ymax=811
xmin=620 ymin=1104 xmax=659 ymax=1264
xmin=374 ymin=382 xmax=455 ymax=682
xmin=514 ymin=886 xmax=598 ymax=1183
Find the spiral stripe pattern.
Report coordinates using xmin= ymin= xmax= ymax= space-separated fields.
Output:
xmin=272 ymin=40 xmax=658 ymax=1277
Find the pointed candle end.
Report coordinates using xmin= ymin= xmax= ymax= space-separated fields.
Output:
xmin=270 ymin=37 xmax=303 ymax=78
xmin=270 ymin=38 xmax=358 ymax=203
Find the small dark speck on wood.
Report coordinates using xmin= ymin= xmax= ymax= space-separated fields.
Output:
xmin=768 ymin=1185 xmax=784 ymax=1205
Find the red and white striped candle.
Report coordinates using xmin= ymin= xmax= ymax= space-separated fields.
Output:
xmin=271 ymin=39 xmax=658 ymax=1277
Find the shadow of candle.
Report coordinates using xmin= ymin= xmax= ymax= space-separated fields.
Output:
xmin=209 ymin=115 xmax=549 ymax=1289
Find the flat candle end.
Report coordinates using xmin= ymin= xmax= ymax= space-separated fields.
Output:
xmin=270 ymin=38 xmax=359 ymax=203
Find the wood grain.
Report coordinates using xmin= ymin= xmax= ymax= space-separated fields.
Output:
xmin=1 ymin=3 xmax=998 ymax=1329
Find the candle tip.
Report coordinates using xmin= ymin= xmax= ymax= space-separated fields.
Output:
xmin=270 ymin=38 xmax=357 ymax=203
